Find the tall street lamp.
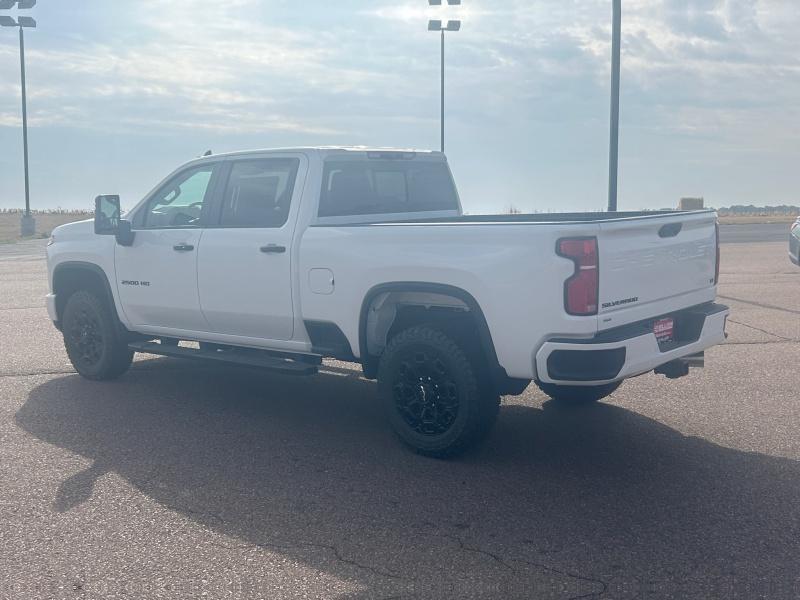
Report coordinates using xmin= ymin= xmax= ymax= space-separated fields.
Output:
xmin=428 ymin=0 xmax=461 ymax=154
xmin=1 ymin=0 xmax=37 ymax=236
xmin=607 ymin=0 xmax=621 ymax=212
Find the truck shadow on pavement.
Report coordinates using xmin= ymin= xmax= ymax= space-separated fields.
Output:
xmin=17 ymin=358 xmax=800 ymax=599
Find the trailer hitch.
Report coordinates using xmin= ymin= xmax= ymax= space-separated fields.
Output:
xmin=654 ymin=352 xmax=705 ymax=379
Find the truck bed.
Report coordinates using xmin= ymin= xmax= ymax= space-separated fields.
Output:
xmin=302 ymin=208 xmax=719 ymax=378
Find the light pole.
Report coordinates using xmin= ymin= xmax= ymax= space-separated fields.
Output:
xmin=428 ymin=0 xmax=461 ymax=154
xmin=1 ymin=0 xmax=37 ymax=236
xmin=607 ymin=0 xmax=621 ymax=212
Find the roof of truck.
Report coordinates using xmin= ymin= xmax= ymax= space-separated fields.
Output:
xmin=194 ymin=147 xmax=445 ymax=161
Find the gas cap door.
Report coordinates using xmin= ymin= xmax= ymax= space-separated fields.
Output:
xmin=309 ymin=268 xmax=335 ymax=295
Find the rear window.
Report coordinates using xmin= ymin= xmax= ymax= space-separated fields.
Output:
xmin=318 ymin=160 xmax=459 ymax=218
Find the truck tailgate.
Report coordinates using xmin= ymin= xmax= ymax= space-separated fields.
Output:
xmin=597 ymin=211 xmax=718 ymax=331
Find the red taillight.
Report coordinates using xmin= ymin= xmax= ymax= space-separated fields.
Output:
xmin=715 ymin=221 xmax=720 ymax=284
xmin=558 ymin=237 xmax=599 ymax=316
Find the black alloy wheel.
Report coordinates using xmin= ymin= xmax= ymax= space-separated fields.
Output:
xmin=67 ymin=307 xmax=105 ymax=369
xmin=392 ymin=349 xmax=460 ymax=437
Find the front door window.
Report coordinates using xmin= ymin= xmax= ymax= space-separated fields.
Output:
xmin=143 ymin=166 xmax=215 ymax=229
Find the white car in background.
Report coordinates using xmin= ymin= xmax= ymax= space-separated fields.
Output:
xmin=790 ymin=217 xmax=800 ymax=265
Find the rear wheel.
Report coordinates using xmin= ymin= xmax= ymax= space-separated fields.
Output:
xmin=62 ymin=290 xmax=133 ymax=381
xmin=378 ymin=326 xmax=499 ymax=458
xmin=536 ymin=380 xmax=622 ymax=405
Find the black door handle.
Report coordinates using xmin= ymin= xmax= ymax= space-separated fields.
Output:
xmin=260 ymin=244 xmax=286 ymax=254
xmin=173 ymin=244 xmax=195 ymax=252
xmin=658 ymin=223 xmax=683 ymax=238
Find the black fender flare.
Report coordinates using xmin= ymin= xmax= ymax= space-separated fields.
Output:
xmin=358 ymin=282 xmax=512 ymax=389
xmin=52 ymin=261 xmax=123 ymax=330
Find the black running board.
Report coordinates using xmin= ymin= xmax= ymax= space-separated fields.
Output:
xmin=128 ymin=341 xmax=318 ymax=376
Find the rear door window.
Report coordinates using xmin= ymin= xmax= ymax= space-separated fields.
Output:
xmin=219 ymin=158 xmax=301 ymax=228
xmin=318 ymin=160 xmax=459 ymax=218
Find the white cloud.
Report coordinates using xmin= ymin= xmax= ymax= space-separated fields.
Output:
xmin=8 ymin=0 xmax=793 ymax=143
xmin=367 ymin=3 xmax=485 ymax=23
xmin=0 ymin=0 xmax=403 ymax=137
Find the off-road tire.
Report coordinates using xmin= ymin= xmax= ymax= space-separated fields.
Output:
xmin=536 ymin=380 xmax=622 ymax=405
xmin=378 ymin=326 xmax=500 ymax=458
xmin=62 ymin=290 xmax=133 ymax=381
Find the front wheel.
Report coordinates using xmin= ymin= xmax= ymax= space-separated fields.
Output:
xmin=62 ymin=290 xmax=133 ymax=381
xmin=378 ymin=326 xmax=499 ymax=458
xmin=536 ymin=380 xmax=622 ymax=405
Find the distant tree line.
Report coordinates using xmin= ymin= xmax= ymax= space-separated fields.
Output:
xmin=0 ymin=208 xmax=92 ymax=215
xmin=716 ymin=205 xmax=800 ymax=216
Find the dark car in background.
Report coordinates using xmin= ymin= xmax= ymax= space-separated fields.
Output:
xmin=790 ymin=218 xmax=800 ymax=265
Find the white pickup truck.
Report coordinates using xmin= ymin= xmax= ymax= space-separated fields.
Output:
xmin=46 ymin=147 xmax=729 ymax=456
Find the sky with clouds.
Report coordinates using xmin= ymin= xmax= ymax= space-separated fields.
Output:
xmin=0 ymin=0 xmax=797 ymax=213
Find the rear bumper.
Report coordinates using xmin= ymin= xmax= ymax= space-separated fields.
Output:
xmin=535 ymin=303 xmax=729 ymax=386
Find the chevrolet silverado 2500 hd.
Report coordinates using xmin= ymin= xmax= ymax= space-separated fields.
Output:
xmin=46 ymin=147 xmax=729 ymax=456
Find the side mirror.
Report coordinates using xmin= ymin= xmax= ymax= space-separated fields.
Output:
xmin=94 ymin=195 xmax=121 ymax=235
xmin=94 ymin=195 xmax=135 ymax=246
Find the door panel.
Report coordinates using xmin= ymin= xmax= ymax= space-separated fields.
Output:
xmin=198 ymin=228 xmax=294 ymax=339
xmin=115 ymin=229 xmax=207 ymax=330
xmin=198 ymin=156 xmax=305 ymax=341
xmin=115 ymin=163 xmax=219 ymax=332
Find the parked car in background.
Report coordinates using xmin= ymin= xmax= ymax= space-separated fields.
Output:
xmin=790 ymin=217 xmax=800 ymax=265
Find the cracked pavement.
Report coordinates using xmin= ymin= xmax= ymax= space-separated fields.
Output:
xmin=1 ymin=236 xmax=799 ymax=599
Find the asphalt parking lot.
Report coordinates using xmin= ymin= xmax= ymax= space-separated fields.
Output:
xmin=718 ymin=222 xmax=791 ymax=244
xmin=1 ymin=230 xmax=799 ymax=599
